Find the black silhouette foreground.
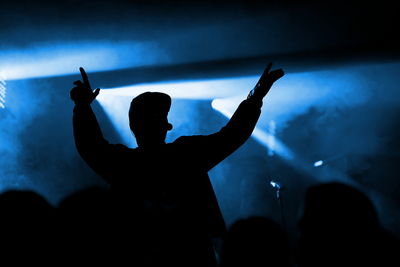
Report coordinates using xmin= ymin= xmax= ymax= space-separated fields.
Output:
xmin=70 ymin=64 xmax=284 ymax=266
xmin=297 ymin=182 xmax=400 ymax=267
xmin=220 ymin=216 xmax=292 ymax=267
xmin=0 ymin=190 xmax=55 ymax=264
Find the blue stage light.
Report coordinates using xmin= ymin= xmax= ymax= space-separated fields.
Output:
xmin=211 ymin=97 xmax=295 ymax=160
xmin=270 ymin=181 xmax=281 ymax=189
xmin=314 ymin=160 xmax=324 ymax=167
xmin=0 ymin=41 xmax=166 ymax=80
xmin=98 ymin=76 xmax=256 ymax=99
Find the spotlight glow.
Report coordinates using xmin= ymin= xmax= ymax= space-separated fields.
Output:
xmin=270 ymin=181 xmax=281 ymax=189
xmin=314 ymin=160 xmax=324 ymax=167
xmin=95 ymin=94 xmax=136 ymax=147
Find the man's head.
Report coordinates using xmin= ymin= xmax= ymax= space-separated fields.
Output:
xmin=129 ymin=92 xmax=173 ymax=147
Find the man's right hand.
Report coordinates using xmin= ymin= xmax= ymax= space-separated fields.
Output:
xmin=70 ymin=67 xmax=100 ymax=105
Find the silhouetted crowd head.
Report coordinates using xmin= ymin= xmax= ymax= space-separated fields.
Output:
xmin=297 ymin=182 xmax=399 ymax=267
xmin=220 ymin=216 xmax=291 ymax=267
xmin=0 ymin=182 xmax=398 ymax=267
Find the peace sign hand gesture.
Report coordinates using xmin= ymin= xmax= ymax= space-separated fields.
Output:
xmin=70 ymin=67 xmax=100 ymax=105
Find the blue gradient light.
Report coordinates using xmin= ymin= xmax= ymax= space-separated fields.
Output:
xmin=99 ymin=76 xmax=257 ymax=99
xmin=0 ymin=76 xmax=6 ymax=108
xmin=95 ymin=94 xmax=135 ymax=146
xmin=0 ymin=41 xmax=168 ymax=80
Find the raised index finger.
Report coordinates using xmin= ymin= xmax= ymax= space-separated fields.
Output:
xmin=256 ymin=63 xmax=273 ymax=86
xmin=79 ymin=67 xmax=91 ymax=88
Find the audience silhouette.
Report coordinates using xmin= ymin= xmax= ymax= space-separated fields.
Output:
xmin=56 ymin=186 xmax=114 ymax=264
xmin=70 ymin=64 xmax=284 ymax=266
xmin=220 ymin=216 xmax=292 ymax=267
xmin=297 ymin=182 xmax=400 ymax=267
xmin=0 ymin=190 xmax=55 ymax=264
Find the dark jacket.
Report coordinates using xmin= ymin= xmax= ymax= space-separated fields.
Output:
xmin=72 ymin=98 xmax=261 ymax=242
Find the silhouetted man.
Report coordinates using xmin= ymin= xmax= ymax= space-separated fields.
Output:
xmin=70 ymin=64 xmax=284 ymax=266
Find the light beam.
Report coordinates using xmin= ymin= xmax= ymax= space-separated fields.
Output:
xmin=0 ymin=75 xmax=6 ymax=108
xmin=0 ymin=41 xmax=167 ymax=80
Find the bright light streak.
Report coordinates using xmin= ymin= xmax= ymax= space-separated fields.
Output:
xmin=211 ymin=98 xmax=295 ymax=160
xmin=95 ymin=94 xmax=135 ymax=147
xmin=0 ymin=41 xmax=168 ymax=80
xmin=314 ymin=160 xmax=324 ymax=167
xmin=99 ymin=76 xmax=258 ymax=99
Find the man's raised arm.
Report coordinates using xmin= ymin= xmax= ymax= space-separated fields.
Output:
xmin=70 ymin=68 xmax=115 ymax=178
xmin=176 ymin=63 xmax=284 ymax=171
